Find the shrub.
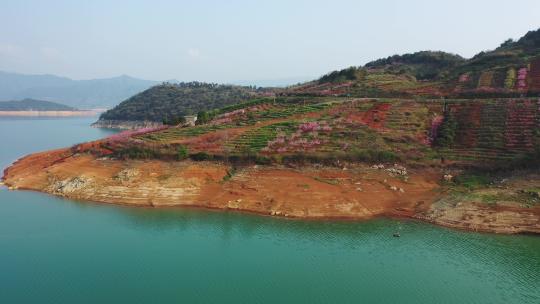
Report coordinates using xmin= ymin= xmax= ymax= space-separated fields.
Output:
xmin=351 ymin=149 xmax=399 ymax=163
xmin=114 ymin=146 xmax=158 ymax=159
xmin=223 ymin=167 xmax=237 ymax=181
xmin=176 ymin=145 xmax=189 ymax=160
xmin=319 ymin=66 xmax=358 ymax=83
xmin=254 ymin=155 xmax=271 ymax=165
xmin=196 ymin=111 xmax=210 ymax=125
xmin=190 ymin=151 xmax=212 ymax=161
xmin=453 ymin=174 xmax=490 ymax=190
xmin=434 ymin=111 xmax=457 ymax=147
xmin=163 ymin=116 xmax=186 ymax=126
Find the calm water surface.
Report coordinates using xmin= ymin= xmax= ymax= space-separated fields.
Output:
xmin=0 ymin=117 xmax=539 ymax=304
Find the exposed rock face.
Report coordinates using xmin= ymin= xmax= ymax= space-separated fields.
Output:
xmin=416 ymin=175 xmax=540 ymax=234
xmin=1 ymin=149 xmax=438 ymax=216
xmin=2 ymin=149 xmax=539 ymax=234
xmin=113 ymin=168 xmax=140 ymax=182
xmin=419 ymin=200 xmax=540 ymax=234
xmin=48 ymin=176 xmax=93 ymax=195
xmin=91 ymin=119 xmax=163 ymax=130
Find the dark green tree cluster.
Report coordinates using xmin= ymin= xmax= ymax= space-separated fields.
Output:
xmin=503 ymin=28 xmax=540 ymax=50
xmin=434 ymin=111 xmax=458 ymax=147
xmin=114 ymin=146 xmax=159 ymax=159
xmin=163 ymin=116 xmax=186 ymax=126
xmin=365 ymin=51 xmax=465 ymax=80
xmin=99 ymin=82 xmax=256 ymax=122
xmin=452 ymin=27 xmax=540 ymax=80
xmin=318 ymin=67 xmax=359 ymax=83
xmin=195 ymin=110 xmax=213 ymax=125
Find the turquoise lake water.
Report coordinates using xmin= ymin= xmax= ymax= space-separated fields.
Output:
xmin=0 ymin=117 xmax=539 ymax=304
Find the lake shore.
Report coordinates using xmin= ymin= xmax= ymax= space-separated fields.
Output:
xmin=0 ymin=110 xmax=100 ymax=117
xmin=3 ymin=146 xmax=539 ymax=234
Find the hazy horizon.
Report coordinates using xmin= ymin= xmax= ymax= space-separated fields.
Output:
xmin=1 ymin=0 xmax=539 ymax=83
xmin=0 ymin=69 xmax=312 ymax=87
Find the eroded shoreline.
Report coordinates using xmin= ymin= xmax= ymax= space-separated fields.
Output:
xmin=2 ymin=147 xmax=540 ymax=234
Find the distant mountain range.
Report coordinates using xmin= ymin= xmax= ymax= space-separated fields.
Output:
xmin=0 ymin=71 xmax=159 ymax=109
xmin=0 ymin=70 xmax=310 ymax=110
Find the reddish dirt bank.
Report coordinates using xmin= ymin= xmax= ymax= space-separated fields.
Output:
xmin=2 ymin=149 xmax=539 ymax=234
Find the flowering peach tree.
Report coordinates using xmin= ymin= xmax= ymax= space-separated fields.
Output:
xmin=262 ymin=121 xmax=332 ymax=153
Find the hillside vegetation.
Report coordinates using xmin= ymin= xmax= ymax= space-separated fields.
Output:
xmin=86 ymin=95 xmax=540 ymax=169
xmin=365 ymin=51 xmax=466 ymax=80
xmin=291 ymin=28 xmax=540 ymax=98
xmin=98 ymin=82 xmax=263 ymax=123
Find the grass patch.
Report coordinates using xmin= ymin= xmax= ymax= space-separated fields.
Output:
xmin=479 ymin=194 xmax=499 ymax=206
xmin=113 ymin=146 xmax=160 ymax=159
xmin=453 ymin=174 xmax=491 ymax=190
xmin=222 ymin=167 xmax=237 ymax=182
xmin=349 ymin=149 xmax=399 ymax=163
xmin=176 ymin=145 xmax=189 ymax=160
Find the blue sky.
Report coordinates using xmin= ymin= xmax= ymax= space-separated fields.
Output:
xmin=1 ymin=0 xmax=539 ymax=83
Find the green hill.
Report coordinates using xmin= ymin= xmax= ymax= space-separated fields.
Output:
xmin=290 ymin=28 xmax=540 ymax=98
xmin=0 ymin=98 xmax=77 ymax=111
xmin=97 ymin=82 xmax=264 ymax=123
xmin=364 ymin=51 xmax=466 ymax=80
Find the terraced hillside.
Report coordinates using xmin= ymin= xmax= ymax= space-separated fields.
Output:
xmin=86 ymin=97 xmax=540 ymax=165
xmin=7 ymin=96 xmax=540 ymax=233
xmin=437 ymin=99 xmax=539 ymax=161
xmin=92 ymin=29 xmax=540 ymax=129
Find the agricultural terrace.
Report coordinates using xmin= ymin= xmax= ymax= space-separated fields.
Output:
xmin=93 ymin=97 xmax=540 ymax=165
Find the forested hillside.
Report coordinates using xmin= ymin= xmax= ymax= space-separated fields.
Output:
xmin=290 ymin=28 xmax=540 ymax=98
xmin=98 ymin=82 xmax=263 ymax=123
